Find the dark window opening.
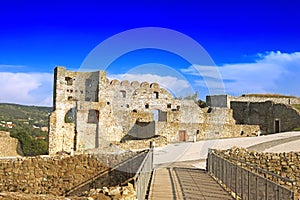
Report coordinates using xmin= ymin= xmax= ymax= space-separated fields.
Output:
xmin=240 ymin=131 xmax=244 ymax=136
xmin=107 ymin=102 xmax=110 ymax=105
xmin=120 ymin=90 xmax=126 ymax=98
xmin=177 ymin=106 xmax=180 ymax=111
xmin=65 ymin=77 xmax=73 ymax=85
xmin=65 ymin=108 xmax=75 ymax=123
xmin=145 ymin=104 xmax=149 ymax=109
xmin=171 ymin=109 xmax=177 ymax=112
xmin=126 ymin=104 xmax=129 ymax=108
xmin=68 ymin=96 xmax=73 ymax=101
xmin=196 ymin=130 xmax=199 ymax=135
xmin=153 ymin=91 xmax=159 ymax=99
xmin=167 ymin=104 xmax=171 ymax=108
xmin=132 ymin=109 xmax=137 ymax=113
xmin=88 ymin=110 xmax=99 ymax=123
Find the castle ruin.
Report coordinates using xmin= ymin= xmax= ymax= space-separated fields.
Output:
xmin=49 ymin=67 xmax=260 ymax=155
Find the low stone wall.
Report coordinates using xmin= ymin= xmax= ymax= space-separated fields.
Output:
xmin=213 ymin=147 xmax=300 ymax=199
xmin=0 ymin=151 xmax=138 ymax=196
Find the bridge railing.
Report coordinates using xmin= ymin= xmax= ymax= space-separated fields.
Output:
xmin=133 ymin=147 xmax=153 ymax=200
xmin=207 ymin=149 xmax=295 ymax=200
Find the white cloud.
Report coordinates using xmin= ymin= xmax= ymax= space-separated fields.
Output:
xmin=182 ymin=51 xmax=300 ymax=96
xmin=0 ymin=72 xmax=53 ymax=106
xmin=109 ymin=73 xmax=193 ymax=97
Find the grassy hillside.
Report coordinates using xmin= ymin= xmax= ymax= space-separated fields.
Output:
xmin=0 ymin=103 xmax=52 ymax=156
xmin=0 ymin=103 xmax=52 ymax=127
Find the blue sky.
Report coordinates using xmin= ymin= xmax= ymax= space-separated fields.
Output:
xmin=0 ymin=0 xmax=300 ymax=106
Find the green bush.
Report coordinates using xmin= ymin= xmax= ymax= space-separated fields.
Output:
xmin=10 ymin=131 xmax=48 ymax=156
xmin=293 ymin=127 xmax=300 ymax=131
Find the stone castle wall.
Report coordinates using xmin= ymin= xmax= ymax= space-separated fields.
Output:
xmin=49 ymin=67 xmax=260 ymax=155
xmin=231 ymin=101 xmax=300 ymax=134
xmin=0 ymin=131 xmax=19 ymax=157
xmin=206 ymin=94 xmax=300 ymax=108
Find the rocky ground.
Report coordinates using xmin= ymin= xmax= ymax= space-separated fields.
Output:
xmin=0 ymin=183 xmax=136 ymax=200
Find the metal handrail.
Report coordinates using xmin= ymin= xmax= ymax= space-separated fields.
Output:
xmin=133 ymin=147 xmax=153 ymax=200
xmin=207 ymin=149 xmax=295 ymax=200
xmin=209 ymin=149 xmax=295 ymax=184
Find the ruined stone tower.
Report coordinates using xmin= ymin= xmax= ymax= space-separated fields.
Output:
xmin=49 ymin=67 xmax=259 ymax=155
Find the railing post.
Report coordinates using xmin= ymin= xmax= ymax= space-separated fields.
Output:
xmin=248 ymin=170 xmax=250 ymax=200
xmin=241 ymin=168 xmax=243 ymax=200
xmin=265 ymin=180 xmax=268 ymax=200
xmin=235 ymin=164 xmax=237 ymax=199
xmin=255 ymin=175 xmax=258 ymax=200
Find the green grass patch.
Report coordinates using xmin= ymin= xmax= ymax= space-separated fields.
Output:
xmin=291 ymin=104 xmax=300 ymax=112
xmin=293 ymin=127 xmax=300 ymax=131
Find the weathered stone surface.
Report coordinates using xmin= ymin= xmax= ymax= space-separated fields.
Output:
xmin=49 ymin=67 xmax=260 ymax=155
xmin=231 ymin=101 xmax=300 ymax=133
xmin=0 ymin=154 xmax=113 ymax=195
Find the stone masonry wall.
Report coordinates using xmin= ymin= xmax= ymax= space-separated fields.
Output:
xmin=0 ymin=131 xmax=19 ymax=157
xmin=0 ymin=151 xmax=138 ymax=196
xmin=231 ymin=101 xmax=300 ymax=134
xmin=49 ymin=67 xmax=260 ymax=155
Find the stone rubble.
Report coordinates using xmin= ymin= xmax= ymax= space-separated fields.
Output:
xmin=82 ymin=183 xmax=136 ymax=200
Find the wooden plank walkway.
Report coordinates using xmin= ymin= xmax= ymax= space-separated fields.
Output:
xmin=148 ymin=167 xmax=233 ymax=200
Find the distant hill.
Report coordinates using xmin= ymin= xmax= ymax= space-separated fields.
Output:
xmin=0 ymin=103 xmax=52 ymax=156
xmin=0 ymin=103 xmax=52 ymax=127
xmin=241 ymin=94 xmax=297 ymax=98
